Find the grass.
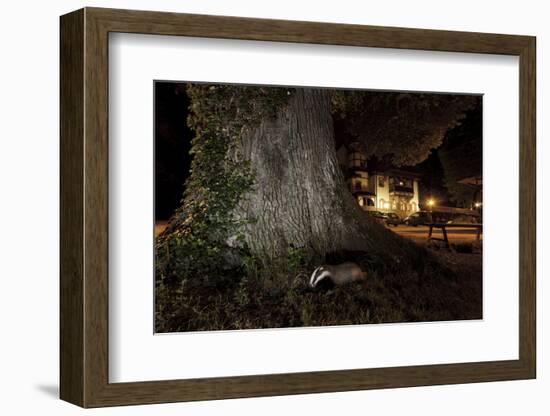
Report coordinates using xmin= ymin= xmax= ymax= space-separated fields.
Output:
xmin=155 ymin=244 xmax=482 ymax=333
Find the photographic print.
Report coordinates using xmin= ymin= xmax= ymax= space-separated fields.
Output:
xmin=154 ymin=82 xmax=483 ymax=333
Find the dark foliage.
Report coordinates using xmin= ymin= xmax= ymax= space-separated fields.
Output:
xmin=332 ymin=91 xmax=479 ymax=166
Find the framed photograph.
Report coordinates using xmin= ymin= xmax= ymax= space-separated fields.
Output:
xmin=60 ymin=7 xmax=536 ymax=408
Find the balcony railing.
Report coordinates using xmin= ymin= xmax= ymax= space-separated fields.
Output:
xmin=389 ymin=185 xmax=414 ymax=195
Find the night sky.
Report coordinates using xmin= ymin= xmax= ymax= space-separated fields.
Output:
xmin=154 ymin=82 xmax=193 ymax=220
xmin=155 ymin=82 xmax=482 ymax=221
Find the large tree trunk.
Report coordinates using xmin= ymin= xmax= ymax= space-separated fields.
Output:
xmin=235 ymin=88 xmax=384 ymax=259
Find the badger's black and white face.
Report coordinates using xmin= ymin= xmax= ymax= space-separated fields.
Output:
xmin=309 ymin=267 xmax=332 ymax=288
xmin=309 ymin=262 xmax=366 ymax=288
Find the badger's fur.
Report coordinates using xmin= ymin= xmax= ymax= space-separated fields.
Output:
xmin=309 ymin=262 xmax=366 ymax=288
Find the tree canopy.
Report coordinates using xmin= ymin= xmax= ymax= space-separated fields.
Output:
xmin=332 ymin=90 xmax=479 ymax=166
xmin=438 ymin=103 xmax=483 ymax=206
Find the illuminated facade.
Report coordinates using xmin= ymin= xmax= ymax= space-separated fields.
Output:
xmin=336 ymin=143 xmax=421 ymax=218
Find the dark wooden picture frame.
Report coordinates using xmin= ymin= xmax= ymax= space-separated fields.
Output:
xmin=60 ymin=7 xmax=536 ymax=408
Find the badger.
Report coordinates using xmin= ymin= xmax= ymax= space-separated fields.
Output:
xmin=309 ymin=262 xmax=366 ymax=288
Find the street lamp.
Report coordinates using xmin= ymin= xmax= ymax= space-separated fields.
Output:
xmin=427 ymin=199 xmax=435 ymax=208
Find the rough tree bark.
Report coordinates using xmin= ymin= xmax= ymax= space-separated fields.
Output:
xmin=235 ymin=88 xmax=399 ymax=260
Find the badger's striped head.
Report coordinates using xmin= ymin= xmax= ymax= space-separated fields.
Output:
xmin=309 ymin=266 xmax=332 ymax=288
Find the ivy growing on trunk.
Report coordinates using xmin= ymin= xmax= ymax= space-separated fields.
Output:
xmin=155 ymin=84 xmax=290 ymax=283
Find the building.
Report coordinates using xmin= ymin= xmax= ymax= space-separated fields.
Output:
xmin=336 ymin=142 xmax=421 ymax=218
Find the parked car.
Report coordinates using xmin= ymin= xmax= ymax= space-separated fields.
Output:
xmin=385 ymin=212 xmax=401 ymax=227
xmin=402 ymin=211 xmax=433 ymax=226
xmin=366 ymin=210 xmax=388 ymax=222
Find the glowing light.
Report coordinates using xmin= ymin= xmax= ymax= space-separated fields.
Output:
xmin=427 ymin=199 xmax=435 ymax=207
xmin=474 ymin=202 xmax=482 ymax=208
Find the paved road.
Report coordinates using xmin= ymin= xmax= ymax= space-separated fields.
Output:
xmin=388 ymin=224 xmax=482 ymax=244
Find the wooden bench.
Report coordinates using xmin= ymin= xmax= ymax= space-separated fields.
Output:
xmin=427 ymin=223 xmax=482 ymax=248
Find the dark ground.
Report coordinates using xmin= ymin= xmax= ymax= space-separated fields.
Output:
xmin=155 ymin=242 xmax=482 ymax=333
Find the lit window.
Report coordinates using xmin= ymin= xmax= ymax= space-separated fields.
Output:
xmin=349 ymin=151 xmax=367 ymax=168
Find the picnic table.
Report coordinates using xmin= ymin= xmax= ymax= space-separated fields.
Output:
xmin=427 ymin=223 xmax=482 ymax=248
